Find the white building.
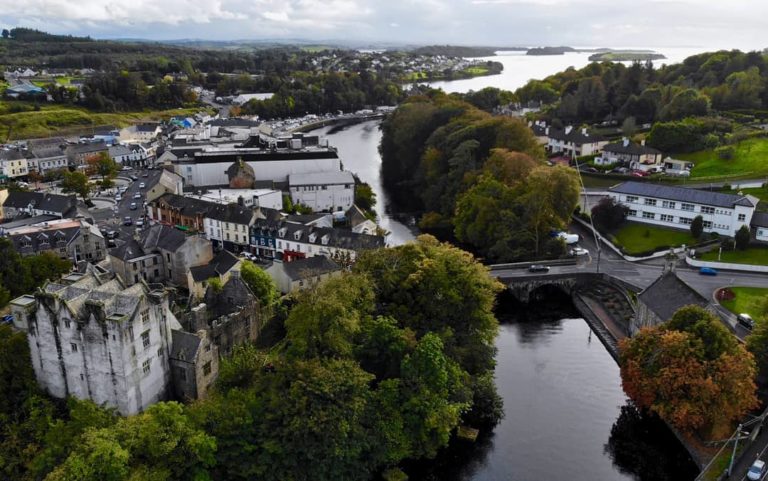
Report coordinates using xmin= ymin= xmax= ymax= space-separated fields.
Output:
xmin=600 ymin=139 xmax=663 ymax=172
xmin=547 ymin=126 xmax=608 ymax=157
xmin=195 ymin=188 xmax=283 ymax=211
xmin=752 ymin=213 xmax=768 ymax=243
xmin=231 ymin=93 xmax=275 ymax=106
xmin=288 ymin=171 xmax=355 ymax=212
xmin=0 ymin=149 xmax=29 ymax=179
xmin=203 ymin=202 xmax=259 ymax=252
xmin=607 ymin=181 xmax=757 ymax=237
xmin=9 ymin=271 xmax=179 ymax=415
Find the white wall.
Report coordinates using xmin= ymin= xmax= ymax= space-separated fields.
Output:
xmin=290 ymin=184 xmax=354 ymax=212
xmin=179 ymin=158 xmax=342 ymax=186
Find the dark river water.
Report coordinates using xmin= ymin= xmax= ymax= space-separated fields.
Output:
xmin=316 ymin=121 xmax=699 ymax=481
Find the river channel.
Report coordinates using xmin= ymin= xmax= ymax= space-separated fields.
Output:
xmin=316 ymin=122 xmax=699 ymax=480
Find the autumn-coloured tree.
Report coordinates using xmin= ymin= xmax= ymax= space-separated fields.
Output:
xmin=619 ymin=306 xmax=757 ymax=435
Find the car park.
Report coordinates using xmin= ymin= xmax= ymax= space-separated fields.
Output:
xmin=699 ymin=267 xmax=718 ymax=276
xmin=130 ymin=202 xmax=138 ymax=210
xmin=123 ymin=217 xmax=133 ymax=226
xmin=528 ymin=264 xmax=550 ymax=273
xmin=738 ymin=313 xmax=755 ymax=330
xmin=748 ymin=459 xmax=766 ymax=481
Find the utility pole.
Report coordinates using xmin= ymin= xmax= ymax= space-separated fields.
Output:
xmin=727 ymin=423 xmax=744 ymax=476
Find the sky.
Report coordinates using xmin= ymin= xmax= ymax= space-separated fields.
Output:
xmin=1 ymin=0 xmax=767 ymax=50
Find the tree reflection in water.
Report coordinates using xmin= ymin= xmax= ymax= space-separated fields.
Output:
xmin=605 ymin=402 xmax=699 ymax=481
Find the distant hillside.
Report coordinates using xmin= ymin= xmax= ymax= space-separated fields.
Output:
xmin=588 ymin=50 xmax=666 ymax=62
xmin=411 ymin=45 xmax=499 ymax=57
xmin=3 ymin=27 xmax=92 ymax=42
xmin=526 ymin=46 xmax=577 ymax=56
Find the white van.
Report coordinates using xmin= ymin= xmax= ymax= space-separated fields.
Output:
xmin=557 ymin=232 xmax=580 ymax=245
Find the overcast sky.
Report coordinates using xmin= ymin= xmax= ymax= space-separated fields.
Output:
xmin=1 ymin=0 xmax=766 ymax=50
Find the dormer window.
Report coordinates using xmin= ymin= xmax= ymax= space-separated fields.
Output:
xmin=294 ymin=230 xmax=302 ymax=241
xmin=278 ymin=228 xmax=287 ymax=238
xmin=309 ymin=233 xmax=317 ymax=243
xmin=321 ymin=234 xmax=330 ymax=245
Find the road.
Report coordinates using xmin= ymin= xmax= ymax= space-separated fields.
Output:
xmin=90 ymin=169 xmax=163 ymax=245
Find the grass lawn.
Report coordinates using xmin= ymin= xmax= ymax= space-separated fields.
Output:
xmin=719 ymin=286 xmax=768 ymax=317
xmin=610 ymin=222 xmax=698 ymax=256
xmin=463 ymin=66 xmax=489 ymax=76
xmin=700 ymin=246 xmax=768 ymax=265
xmin=678 ymin=137 xmax=768 ymax=179
xmin=0 ymin=101 xmax=212 ymax=140
xmin=405 ymin=72 xmax=428 ymax=81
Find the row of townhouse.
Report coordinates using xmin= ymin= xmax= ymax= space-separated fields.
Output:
xmin=147 ymin=193 xmax=384 ymax=261
xmin=606 ymin=181 xmax=757 ymax=237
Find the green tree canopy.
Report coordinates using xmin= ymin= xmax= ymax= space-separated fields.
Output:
xmin=240 ymin=261 xmax=279 ymax=307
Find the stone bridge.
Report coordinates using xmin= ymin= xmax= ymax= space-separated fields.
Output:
xmin=496 ymin=271 xmax=641 ymax=304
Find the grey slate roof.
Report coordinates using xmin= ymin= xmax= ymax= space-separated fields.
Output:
xmin=170 ymin=330 xmax=201 ymax=362
xmin=752 ymin=212 xmax=768 ymax=228
xmin=638 ymin=271 xmax=709 ymax=322
xmin=109 ymin=239 xmax=146 ymax=261
xmin=547 ymin=127 xmax=607 ymax=144
xmin=0 ymin=149 xmax=25 ymax=161
xmin=283 ymin=255 xmax=340 ymax=281
xmin=67 ymin=142 xmax=108 ymax=155
xmin=153 ymin=193 xmax=216 ymax=216
xmin=609 ymin=181 xmax=756 ymax=209
xmin=10 ymin=226 xmax=79 ymax=254
xmin=3 ymin=192 xmax=78 ymax=216
xmin=205 ymin=203 xmax=256 ymax=225
xmin=141 ymin=224 xmax=188 ymax=253
xmin=190 ymin=250 xmax=239 ymax=282
xmin=136 ymin=123 xmax=160 ymax=133
xmin=603 ymin=141 xmax=661 ymax=156
xmin=252 ymin=218 xmax=385 ymax=252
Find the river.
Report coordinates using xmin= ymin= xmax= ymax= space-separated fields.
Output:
xmin=405 ymin=293 xmax=700 ymax=481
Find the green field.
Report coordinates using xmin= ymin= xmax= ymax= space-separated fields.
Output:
xmin=678 ymin=137 xmax=768 ymax=179
xmin=719 ymin=286 xmax=768 ymax=318
xmin=700 ymin=246 xmax=768 ymax=265
xmin=463 ymin=66 xmax=489 ymax=76
xmin=0 ymin=101 xmax=210 ymax=140
xmin=610 ymin=222 xmax=698 ymax=256
xmin=405 ymin=71 xmax=428 ymax=80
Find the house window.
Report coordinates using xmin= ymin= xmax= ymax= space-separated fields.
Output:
xmin=644 ymin=198 xmax=657 ymax=207
xmin=662 ymin=201 xmax=676 ymax=209
xmin=65 ymin=320 xmax=71 ymax=328
xmin=625 ymin=196 xmax=638 ymax=203
xmin=142 ymin=359 xmax=151 ymax=375
xmin=203 ymin=361 xmax=212 ymax=376
xmin=738 ymin=213 xmax=746 ymax=221
xmin=627 ymin=209 xmax=637 ymax=217
xmin=141 ymin=330 xmax=150 ymax=348
xmin=679 ymin=217 xmax=693 ymax=225
xmin=681 ymin=203 xmax=694 ymax=212
xmin=660 ymin=214 xmax=674 ymax=222
xmin=642 ymin=212 xmax=655 ymax=219
xmin=703 ymin=220 xmax=713 ymax=229
xmin=141 ymin=309 xmax=149 ymax=323
xmin=71 ymin=343 xmax=78 ymax=353
xmin=700 ymin=206 xmax=715 ymax=215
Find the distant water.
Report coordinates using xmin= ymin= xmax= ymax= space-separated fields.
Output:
xmin=422 ymin=47 xmax=713 ymax=94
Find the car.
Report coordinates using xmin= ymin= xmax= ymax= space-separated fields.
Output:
xmin=115 ymin=194 xmax=122 ymax=202
xmin=1 ymin=314 xmax=13 ymax=324
xmin=139 ymin=182 xmax=146 ymax=189
xmin=142 ymin=172 xmax=149 ymax=178
xmin=571 ymin=247 xmax=590 ymax=256
xmin=136 ymin=219 xmax=144 ymax=228
xmin=556 ymin=232 xmax=579 ymax=245
xmin=748 ymin=459 xmax=766 ymax=481
xmin=738 ymin=313 xmax=755 ymax=330
xmin=106 ymin=230 xmax=118 ymax=239
xmin=107 ymin=238 xmax=117 ymax=248
xmin=130 ymin=175 xmax=138 ymax=181
xmin=130 ymin=202 xmax=138 ymax=210
xmin=528 ymin=264 xmax=550 ymax=273
xmin=119 ymin=186 xmax=128 ymax=193
xmin=133 ymin=192 xmax=141 ymax=199
xmin=699 ymin=267 xmax=718 ymax=276
xmin=123 ymin=216 xmax=133 ymax=226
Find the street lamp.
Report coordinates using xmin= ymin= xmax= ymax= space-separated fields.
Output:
xmin=727 ymin=424 xmax=750 ymax=476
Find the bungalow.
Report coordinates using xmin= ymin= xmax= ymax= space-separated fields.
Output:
xmin=607 ymin=181 xmax=757 ymax=237
xmin=264 ymin=255 xmax=342 ymax=294
xmin=599 ymin=139 xmax=662 ymax=172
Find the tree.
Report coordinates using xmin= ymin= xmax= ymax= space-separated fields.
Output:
xmin=747 ymin=303 xmax=768 ymax=379
xmin=240 ymin=260 xmax=279 ymax=307
xmin=591 ymin=197 xmax=629 ymax=230
xmin=619 ymin=306 xmax=757 ymax=435
xmin=621 ymin=116 xmax=637 ymax=138
xmin=23 ymin=252 xmax=72 ymax=287
xmin=690 ymin=215 xmax=704 ymax=238
xmin=91 ymin=152 xmax=119 ymax=181
xmin=735 ymin=224 xmax=751 ymax=250
xmin=354 ymin=182 xmax=376 ymax=212
xmin=0 ymin=325 xmax=37 ymax=418
xmin=1 ymin=29 xmax=9 ymax=39
xmin=60 ymin=171 xmax=91 ymax=200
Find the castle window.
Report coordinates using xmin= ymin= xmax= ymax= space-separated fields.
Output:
xmin=141 ymin=330 xmax=150 ymax=348
xmin=65 ymin=320 xmax=71 ymax=329
xmin=141 ymin=309 xmax=149 ymax=323
xmin=203 ymin=361 xmax=212 ymax=376
xmin=70 ymin=343 xmax=78 ymax=353
xmin=142 ymin=359 xmax=151 ymax=375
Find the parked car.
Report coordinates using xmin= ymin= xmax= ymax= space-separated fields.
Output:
xmin=748 ymin=459 xmax=765 ymax=481
xmin=631 ymin=170 xmax=649 ymax=177
xmin=106 ymin=230 xmax=118 ymax=239
xmin=130 ymin=175 xmax=138 ymax=181
xmin=699 ymin=267 xmax=718 ymax=276
xmin=239 ymin=252 xmax=257 ymax=262
xmin=107 ymin=238 xmax=117 ymax=248
xmin=136 ymin=219 xmax=144 ymax=228
xmin=738 ymin=313 xmax=755 ymax=330
xmin=570 ymin=247 xmax=590 ymax=256
xmin=138 ymin=182 xmax=146 ymax=189
xmin=123 ymin=216 xmax=133 ymax=226
xmin=142 ymin=172 xmax=149 ymax=178
xmin=115 ymin=194 xmax=122 ymax=202
xmin=528 ymin=264 xmax=550 ymax=273
xmin=130 ymin=202 xmax=138 ymax=210
xmin=1 ymin=314 xmax=13 ymax=324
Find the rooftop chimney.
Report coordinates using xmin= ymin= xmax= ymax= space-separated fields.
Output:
xmin=565 ymin=126 xmax=573 ymax=135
